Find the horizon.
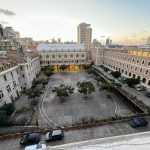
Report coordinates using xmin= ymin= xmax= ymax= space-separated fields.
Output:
xmin=0 ymin=0 xmax=150 ymax=44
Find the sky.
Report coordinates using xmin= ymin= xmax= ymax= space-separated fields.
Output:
xmin=0 ymin=0 xmax=150 ymax=44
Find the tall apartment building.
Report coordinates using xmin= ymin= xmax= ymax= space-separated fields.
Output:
xmin=77 ymin=23 xmax=92 ymax=50
xmin=91 ymin=46 xmax=150 ymax=88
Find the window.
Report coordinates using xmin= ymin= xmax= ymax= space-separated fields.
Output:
xmin=46 ymin=54 xmax=49 ymax=59
xmin=13 ymin=81 xmax=16 ymax=87
xmin=82 ymin=54 xmax=84 ymax=57
xmin=20 ymin=66 xmax=23 ymax=71
xmin=52 ymin=54 xmax=55 ymax=58
xmin=70 ymin=54 xmax=73 ymax=58
xmin=4 ymin=75 xmax=7 ymax=81
xmin=76 ymin=54 xmax=79 ymax=58
xmin=64 ymin=54 xmax=67 ymax=58
xmin=140 ymin=69 xmax=142 ymax=73
xmin=135 ymin=67 xmax=137 ymax=71
xmin=142 ymin=60 xmax=145 ymax=65
xmin=148 ymin=80 xmax=150 ymax=86
xmin=145 ymin=70 xmax=148 ymax=75
xmin=6 ymin=85 xmax=11 ymax=93
xmin=58 ymin=54 xmax=61 ymax=58
xmin=148 ymin=62 xmax=150 ymax=66
xmin=22 ymin=74 xmax=25 ymax=78
xmin=137 ymin=60 xmax=139 ymax=63
xmin=0 ymin=91 xmax=4 ymax=100
xmin=142 ymin=78 xmax=146 ymax=83
xmin=11 ymin=72 xmax=13 ymax=77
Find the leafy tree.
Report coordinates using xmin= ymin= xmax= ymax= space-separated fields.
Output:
xmin=0 ymin=103 xmax=15 ymax=116
xmin=99 ymin=82 xmax=115 ymax=98
xmin=77 ymin=81 xmax=95 ymax=99
xmin=90 ymin=61 xmax=94 ymax=66
xmin=83 ymin=64 xmax=91 ymax=70
xmin=41 ymin=65 xmax=54 ymax=72
xmin=111 ymin=71 xmax=121 ymax=78
xmin=0 ymin=111 xmax=13 ymax=126
xmin=25 ymin=89 xmax=43 ymax=100
xmin=59 ymin=64 xmax=69 ymax=71
xmin=44 ymin=70 xmax=53 ymax=77
xmin=52 ymin=84 xmax=74 ymax=102
xmin=125 ymin=78 xmax=140 ymax=87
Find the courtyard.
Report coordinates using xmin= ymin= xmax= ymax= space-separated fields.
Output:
xmin=36 ymin=71 xmax=133 ymax=127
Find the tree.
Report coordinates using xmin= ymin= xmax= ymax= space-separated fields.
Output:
xmin=90 ymin=61 xmax=94 ymax=66
xmin=0 ymin=103 xmax=15 ymax=116
xmin=111 ymin=71 xmax=121 ymax=78
xmin=52 ymin=84 xmax=74 ymax=102
xmin=44 ymin=70 xmax=53 ymax=77
xmin=59 ymin=64 xmax=69 ymax=71
xmin=25 ymin=89 xmax=43 ymax=100
xmin=77 ymin=81 xmax=95 ymax=99
xmin=99 ymin=82 xmax=115 ymax=98
xmin=0 ymin=111 xmax=13 ymax=126
xmin=125 ymin=78 xmax=140 ymax=87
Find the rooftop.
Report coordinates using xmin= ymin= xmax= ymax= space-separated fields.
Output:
xmin=37 ymin=44 xmax=85 ymax=52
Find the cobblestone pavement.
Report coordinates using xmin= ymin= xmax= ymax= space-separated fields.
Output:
xmin=1 ymin=119 xmax=150 ymax=150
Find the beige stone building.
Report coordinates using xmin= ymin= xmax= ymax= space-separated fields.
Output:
xmin=91 ymin=47 xmax=150 ymax=88
xmin=37 ymin=44 xmax=87 ymax=71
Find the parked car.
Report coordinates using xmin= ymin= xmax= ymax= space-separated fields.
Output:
xmin=118 ymin=77 xmax=126 ymax=84
xmin=145 ymin=92 xmax=150 ymax=97
xmin=129 ymin=118 xmax=148 ymax=128
xmin=25 ymin=143 xmax=47 ymax=150
xmin=135 ymin=84 xmax=145 ymax=91
xmin=45 ymin=129 xmax=64 ymax=141
xmin=20 ymin=133 xmax=40 ymax=146
xmin=115 ymin=82 xmax=122 ymax=88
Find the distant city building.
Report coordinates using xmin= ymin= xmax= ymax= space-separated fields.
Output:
xmin=92 ymin=39 xmax=101 ymax=47
xmin=77 ymin=23 xmax=92 ymax=50
xmin=146 ymin=36 xmax=150 ymax=45
xmin=37 ymin=44 xmax=87 ymax=71
xmin=106 ymin=38 xmax=112 ymax=45
xmin=0 ymin=24 xmax=24 ymax=53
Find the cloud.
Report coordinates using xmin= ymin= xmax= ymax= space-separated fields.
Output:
xmin=0 ymin=21 xmax=9 ymax=25
xmin=0 ymin=8 xmax=15 ymax=16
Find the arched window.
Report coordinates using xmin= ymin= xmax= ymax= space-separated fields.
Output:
xmin=46 ymin=54 xmax=49 ymax=59
xmin=82 ymin=54 xmax=84 ymax=57
xmin=52 ymin=54 xmax=55 ymax=58
xmin=76 ymin=54 xmax=79 ymax=58
xmin=64 ymin=54 xmax=67 ymax=58
xmin=70 ymin=54 xmax=73 ymax=58
xmin=58 ymin=54 xmax=61 ymax=58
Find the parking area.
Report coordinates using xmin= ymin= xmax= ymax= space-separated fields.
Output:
xmin=35 ymin=71 xmax=133 ymax=127
xmin=1 ymin=118 xmax=150 ymax=150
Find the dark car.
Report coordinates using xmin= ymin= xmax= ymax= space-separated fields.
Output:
xmin=45 ymin=129 xmax=64 ymax=141
xmin=115 ymin=82 xmax=122 ymax=88
xmin=145 ymin=92 xmax=150 ymax=97
xmin=129 ymin=118 xmax=148 ymax=128
xmin=20 ymin=133 xmax=40 ymax=146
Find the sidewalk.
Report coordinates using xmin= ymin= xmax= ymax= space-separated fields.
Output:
xmin=93 ymin=65 xmax=150 ymax=107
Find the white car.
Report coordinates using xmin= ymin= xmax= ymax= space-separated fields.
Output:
xmin=25 ymin=143 xmax=47 ymax=150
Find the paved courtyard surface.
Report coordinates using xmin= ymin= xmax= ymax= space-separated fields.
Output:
xmin=1 ymin=117 xmax=150 ymax=150
xmin=36 ymin=71 xmax=132 ymax=127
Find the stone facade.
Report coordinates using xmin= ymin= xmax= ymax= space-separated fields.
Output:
xmin=91 ymin=47 xmax=150 ymax=88
xmin=37 ymin=44 xmax=87 ymax=71
xmin=0 ymin=56 xmax=40 ymax=106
